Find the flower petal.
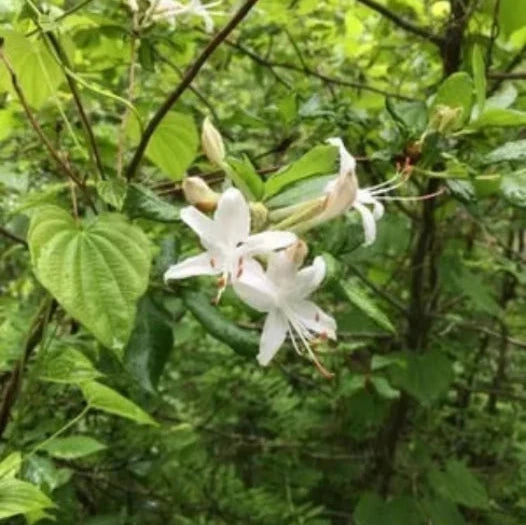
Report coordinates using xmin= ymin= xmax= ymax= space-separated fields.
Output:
xmin=258 ymin=309 xmax=289 ymax=366
xmin=233 ymin=260 xmax=276 ymax=312
xmin=372 ymin=199 xmax=385 ymax=220
xmin=326 ymin=137 xmax=356 ymax=177
xmin=291 ymin=300 xmax=337 ymax=340
xmin=266 ymin=250 xmax=297 ymax=287
xmin=242 ymin=231 xmax=297 ymax=256
xmin=353 ymin=202 xmax=377 ymax=246
xmin=214 ymin=188 xmax=250 ymax=246
xmin=180 ymin=206 xmax=217 ymax=245
xmin=164 ymin=252 xmax=220 ymax=281
xmin=294 ymin=256 xmax=326 ymax=298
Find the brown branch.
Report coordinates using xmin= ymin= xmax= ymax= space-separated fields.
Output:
xmin=355 ymin=0 xmax=444 ymax=46
xmin=0 ymin=299 xmax=57 ymax=438
xmin=488 ymin=71 xmax=526 ymax=80
xmin=0 ymin=226 xmax=28 ymax=247
xmin=125 ymin=0 xmax=261 ymax=181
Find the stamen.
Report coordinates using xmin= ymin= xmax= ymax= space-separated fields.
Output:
xmin=368 ymin=172 xmax=403 ymax=191
xmin=210 ymin=258 xmax=216 ymax=268
xmin=315 ymin=312 xmax=320 ymax=322
xmin=376 ymin=187 xmax=445 ymax=202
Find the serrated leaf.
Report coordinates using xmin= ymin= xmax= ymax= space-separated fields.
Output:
xmin=124 ymin=295 xmax=174 ymax=393
xmin=431 ymin=72 xmax=474 ymax=128
xmin=0 ymin=452 xmax=21 ymax=479
xmin=0 ymin=30 xmax=63 ymax=109
xmin=81 ymin=381 xmax=157 ymax=426
xmin=0 ymin=478 xmax=54 ymax=520
xmin=264 ymin=144 xmax=338 ymax=199
xmin=471 ymin=45 xmax=486 ymax=116
xmin=123 ymin=183 xmax=181 ymax=222
xmin=129 ymin=112 xmax=198 ymax=180
xmin=470 ymin=108 xmax=526 ymax=128
xmin=38 ymin=347 xmax=102 ymax=384
xmin=42 ymin=436 xmax=106 ymax=459
xmin=28 ymin=206 xmax=152 ymax=355
xmin=484 ymin=140 xmax=526 ymax=164
xmin=339 ymin=281 xmax=396 ymax=333
xmin=183 ymin=290 xmax=258 ymax=357
xmin=428 ymin=460 xmax=489 ymax=509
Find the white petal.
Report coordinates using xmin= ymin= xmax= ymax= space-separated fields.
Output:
xmin=233 ymin=261 xmax=276 ymax=312
xmin=257 ymin=309 xmax=289 ymax=366
xmin=326 ymin=137 xmax=356 ymax=176
xmin=294 ymin=256 xmax=326 ymax=298
xmin=373 ymin=199 xmax=385 ymax=220
xmin=164 ymin=252 xmax=220 ymax=281
xmin=180 ymin=206 xmax=217 ymax=245
xmin=266 ymin=250 xmax=297 ymax=286
xmin=291 ymin=300 xmax=337 ymax=340
xmin=214 ymin=188 xmax=250 ymax=246
xmin=353 ymin=202 xmax=377 ymax=246
xmin=242 ymin=231 xmax=296 ymax=256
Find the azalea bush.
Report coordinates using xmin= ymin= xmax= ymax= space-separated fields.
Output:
xmin=1 ymin=0 xmax=526 ymax=523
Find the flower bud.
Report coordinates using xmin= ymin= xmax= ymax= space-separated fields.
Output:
xmin=249 ymin=202 xmax=269 ymax=232
xmin=201 ymin=117 xmax=225 ymax=166
xmin=182 ymin=176 xmax=219 ymax=212
xmin=285 ymin=240 xmax=309 ymax=268
xmin=428 ymin=105 xmax=464 ymax=134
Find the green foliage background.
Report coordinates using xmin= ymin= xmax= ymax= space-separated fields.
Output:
xmin=0 ymin=0 xmax=526 ymax=523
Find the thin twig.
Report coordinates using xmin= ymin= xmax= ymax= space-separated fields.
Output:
xmin=0 ymin=226 xmax=28 ymax=248
xmin=355 ymin=0 xmax=444 ymax=46
xmin=27 ymin=0 xmax=96 ymax=36
xmin=125 ymin=0 xmax=261 ymax=181
xmin=488 ymin=71 xmax=526 ymax=80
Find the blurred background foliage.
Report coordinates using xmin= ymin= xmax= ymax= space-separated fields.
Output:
xmin=0 ymin=0 xmax=526 ymax=524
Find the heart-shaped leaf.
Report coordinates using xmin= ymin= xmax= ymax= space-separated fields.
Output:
xmin=28 ymin=206 xmax=152 ymax=355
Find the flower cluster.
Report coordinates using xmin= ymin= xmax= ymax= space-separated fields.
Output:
xmin=165 ymin=119 xmax=437 ymax=375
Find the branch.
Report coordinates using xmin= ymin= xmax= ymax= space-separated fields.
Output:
xmin=355 ymin=0 xmax=444 ymax=46
xmin=0 ymin=226 xmax=28 ymax=248
xmin=489 ymin=43 xmax=526 ymax=93
xmin=125 ymin=0 xmax=261 ymax=181
xmin=488 ymin=71 xmax=526 ymax=80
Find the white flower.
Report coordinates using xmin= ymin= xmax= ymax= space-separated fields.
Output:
xmin=325 ymin=137 xmax=407 ymax=246
xmin=164 ymin=188 xmax=296 ymax=299
xmin=148 ymin=0 xmax=222 ymax=32
xmin=185 ymin=0 xmax=222 ymax=33
xmin=234 ymin=249 xmax=337 ymax=376
xmin=125 ymin=0 xmax=139 ymax=12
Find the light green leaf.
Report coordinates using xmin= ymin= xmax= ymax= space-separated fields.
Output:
xmin=486 ymin=83 xmax=517 ymax=110
xmin=431 ymin=72 xmax=474 ymax=127
xmin=227 ymin=156 xmax=264 ymax=201
xmin=38 ymin=347 xmax=102 ymax=384
xmin=28 ymin=207 xmax=152 ymax=355
xmin=501 ymin=171 xmax=526 ymax=208
xmin=42 ymin=436 xmax=107 ymax=459
xmin=0 ymin=30 xmax=63 ymax=109
xmin=266 ymin=174 xmax=334 ymax=209
xmin=264 ymin=144 xmax=338 ymax=199
xmin=123 ymin=183 xmax=181 ymax=222
xmin=470 ymin=108 xmax=526 ymax=129
xmin=340 ymin=281 xmax=396 ymax=333
xmin=499 ymin=0 xmax=526 ymax=35
xmin=484 ymin=140 xmax=526 ymax=164
xmin=81 ymin=381 xmax=157 ymax=426
xmin=0 ymin=452 xmax=21 ymax=479
xmin=129 ymin=112 xmax=198 ymax=180
xmin=0 ymin=478 xmax=54 ymax=520
xmin=370 ymin=376 xmax=400 ymax=399
xmin=96 ymin=179 xmax=127 ymax=210
xmin=428 ymin=460 xmax=489 ymax=509
xmin=471 ymin=45 xmax=486 ymax=116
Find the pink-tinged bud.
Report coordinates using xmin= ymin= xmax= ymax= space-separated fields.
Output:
xmin=201 ymin=117 xmax=225 ymax=166
xmin=182 ymin=176 xmax=219 ymax=212
xmin=286 ymin=240 xmax=309 ymax=267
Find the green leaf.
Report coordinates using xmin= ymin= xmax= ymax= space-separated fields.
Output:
xmin=123 ymin=183 xmax=181 ymax=222
xmin=183 ymin=290 xmax=258 ymax=357
xmin=81 ymin=381 xmax=157 ymax=426
xmin=24 ymin=455 xmax=72 ymax=492
xmin=484 ymin=140 xmax=526 ymax=164
xmin=266 ymin=174 xmax=334 ymax=209
xmin=428 ymin=460 xmax=489 ymax=509
xmin=471 ymin=45 xmax=486 ymax=116
xmin=0 ymin=31 xmax=63 ymax=109
xmin=391 ymin=350 xmax=453 ymax=405
xmin=96 ymin=179 xmax=127 ymax=210
xmin=354 ymin=493 xmax=423 ymax=525
xmin=500 ymin=171 xmax=526 ymax=208
xmin=0 ymin=478 xmax=54 ymax=520
xmin=370 ymin=376 xmax=400 ymax=399
xmin=339 ymin=281 xmax=396 ymax=333
xmin=386 ymin=98 xmax=428 ymax=133
xmin=470 ymin=108 xmax=526 ymax=129
xmin=28 ymin=207 xmax=152 ymax=355
xmin=431 ymin=72 xmax=474 ymax=127
xmin=227 ymin=156 xmax=264 ymax=201
xmin=421 ymin=497 xmax=466 ymax=525
xmin=124 ymin=295 xmax=174 ymax=393
xmin=129 ymin=112 xmax=198 ymax=180
xmin=42 ymin=436 xmax=107 ymax=459
xmin=499 ymin=0 xmax=526 ymax=35
xmin=37 ymin=347 xmax=102 ymax=384
xmin=0 ymin=452 xmax=21 ymax=479
xmin=264 ymin=144 xmax=338 ymax=199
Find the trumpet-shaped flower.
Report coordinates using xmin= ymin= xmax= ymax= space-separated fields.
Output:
xmin=164 ymin=188 xmax=296 ymax=298
xmin=234 ymin=248 xmax=337 ymax=376
xmin=149 ymin=0 xmax=222 ymax=32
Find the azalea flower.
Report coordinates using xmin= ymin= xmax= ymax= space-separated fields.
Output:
xmin=234 ymin=245 xmax=337 ymax=377
xmin=148 ymin=0 xmax=222 ymax=32
xmin=164 ymin=187 xmax=296 ymax=299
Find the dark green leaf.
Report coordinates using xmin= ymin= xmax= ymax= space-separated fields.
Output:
xmin=123 ymin=183 xmax=181 ymax=222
